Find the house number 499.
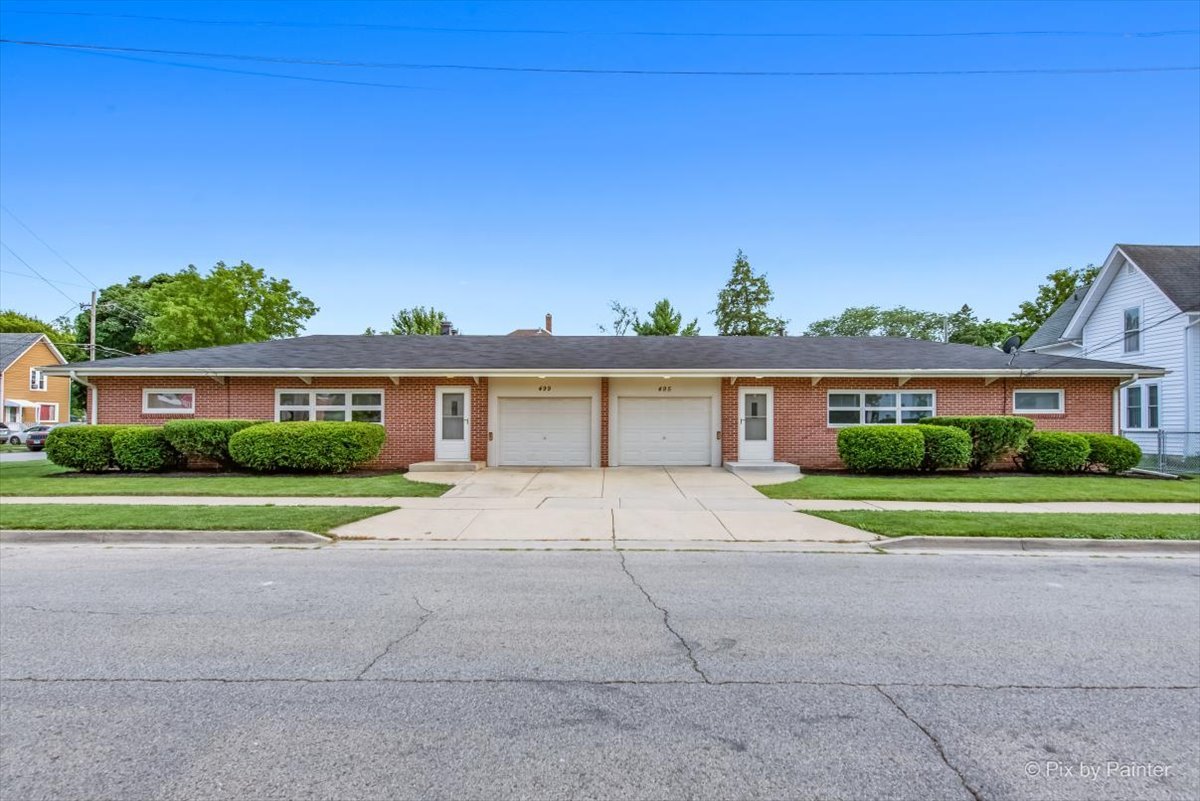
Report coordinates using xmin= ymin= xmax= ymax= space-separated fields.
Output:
xmin=537 ymin=385 xmax=552 ymax=392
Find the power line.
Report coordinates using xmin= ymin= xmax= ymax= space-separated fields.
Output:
xmin=0 ymin=204 xmax=99 ymax=289
xmin=3 ymin=9 xmax=1197 ymax=39
xmin=3 ymin=38 xmax=1198 ymax=78
xmin=1020 ymin=309 xmax=1187 ymax=377
xmin=0 ymin=268 xmax=94 ymax=290
xmin=0 ymin=240 xmax=80 ymax=305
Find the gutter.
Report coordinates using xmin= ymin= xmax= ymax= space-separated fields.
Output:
xmin=68 ymin=371 xmax=98 ymax=425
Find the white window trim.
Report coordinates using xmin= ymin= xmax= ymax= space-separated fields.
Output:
xmin=36 ymin=403 xmax=59 ymax=423
xmin=274 ymin=388 xmax=386 ymax=424
xmin=29 ymin=368 xmax=46 ymax=391
xmin=1013 ymin=389 xmax=1064 ymax=415
xmin=142 ymin=388 xmax=196 ymax=415
xmin=1122 ymin=303 xmax=1143 ymax=356
xmin=1123 ymin=382 xmax=1161 ymax=431
xmin=826 ymin=389 xmax=937 ymax=428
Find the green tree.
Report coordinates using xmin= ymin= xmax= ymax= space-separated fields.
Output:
xmin=0 ymin=309 xmax=84 ymax=360
xmin=805 ymin=303 xmax=1012 ymax=347
xmin=71 ymin=273 xmax=175 ymax=358
xmin=137 ymin=261 xmax=317 ymax=351
xmin=1008 ymin=265 xmax=1100 ymax=343
xmin=631 ymin=298 xmax=700 ymax=336
xmin=390 ymin=306 xmax=448 ymax=335
xmin=944 ymin=304 xmax=1013 ymax=347
xmin=713 ymin=250 xmax=787 ymax=336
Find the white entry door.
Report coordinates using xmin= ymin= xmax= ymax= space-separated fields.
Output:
xmin=435 ymin=386 xmax=471 ymax=462
xmin=738 ymin=387 xmax=773 ymax=463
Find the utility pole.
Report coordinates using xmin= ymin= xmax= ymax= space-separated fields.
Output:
xmin=86 ymin=290 xmax=97 ymax=360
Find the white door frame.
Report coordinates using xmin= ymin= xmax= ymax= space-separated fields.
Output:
xmin=737 ymin=386 xmax=774 ymax=463
xmin=434 ymin=385 xmax=471 ymax=462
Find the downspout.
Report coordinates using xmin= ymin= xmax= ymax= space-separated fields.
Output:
xmin=69 ymin=371 xmax=98 ymax=425
xmin=1112 ymin=373 xmax=1140 ymax=435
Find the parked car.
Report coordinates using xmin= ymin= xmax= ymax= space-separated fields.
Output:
xmin=23 ymin=423 xmax=80 ymax=451
xmin=8 ymin=425 xmax=54 ymax=446
xmin=0 ymin=423 xmax=10 ymax=442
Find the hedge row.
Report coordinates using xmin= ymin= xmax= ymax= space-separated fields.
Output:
xmin=45 ymin=421 xmax=386 ymax=473
xmin=837 ymin=425 xmax=972 ymax=473
xmin=836 ymin=418 xmax=1142 ymax=475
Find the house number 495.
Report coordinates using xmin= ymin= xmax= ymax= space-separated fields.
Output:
xmin=657 ymin=386 xmax=672 ymax=392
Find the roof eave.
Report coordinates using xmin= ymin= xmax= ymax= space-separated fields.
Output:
xmin=40 ymin=365 xmax=1164 ymax=379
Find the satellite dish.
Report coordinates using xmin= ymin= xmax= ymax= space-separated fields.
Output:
xmin=1002 ymin=335 xmax=1022 ymax=354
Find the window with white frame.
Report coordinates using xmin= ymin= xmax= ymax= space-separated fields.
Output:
xmin=275 ymin=390 xmax=384 ymax=423
xmin=29 ymin=368 xmax=46 ymax=391
xmin=142 ymin=388 xmax=195 ymax=414
xmin=1124 ymin=383 xmax=1160 ymax=430
xmin=827 ymin=391 xmax=935 ymax=426
xmin=1123 ymin=306 xmax=1141 ymax=353
xmin=36 ymin=403 xmax=58 ymax=423
xmin=1013 ymin=389 xmax=1064 ymax=414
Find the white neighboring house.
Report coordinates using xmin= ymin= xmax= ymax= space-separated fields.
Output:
xmin=1027 ymin=244 xmax=1200 ymax=469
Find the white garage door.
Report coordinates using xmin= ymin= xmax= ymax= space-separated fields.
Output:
xmin=498 ymin=397 xmax=592 ymax=466
xmin=618 ymin=397 xmax=712 ymax=466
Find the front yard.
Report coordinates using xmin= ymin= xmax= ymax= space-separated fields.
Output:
xmin=760 ymin=473 xmax=1199 ymax=502
xmin=812 ymin=510 xmax=1200 ymax=540
xmin=0 ymin=504 xmax=396 ymax=535
xmin=0 ymin=462 xmax=451 ymax=497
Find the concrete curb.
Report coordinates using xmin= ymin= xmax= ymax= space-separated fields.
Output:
xmin=877 ymin=536 xmax=1200 ymax=555
xmin=0 ymin=529 xmax=331 ymax=545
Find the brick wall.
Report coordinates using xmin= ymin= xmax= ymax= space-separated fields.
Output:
xmin=90 ymin=376 xmax=488 ymax=468
xmin=721 ymin=376 xmax=1118 ymax=469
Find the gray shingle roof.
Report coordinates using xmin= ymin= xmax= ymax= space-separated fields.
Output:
xmin=1119 ymin=244 xmax=1200 ymax=312
xmin=0 ymin=333 xmax=42 ymax=372
xmin=1025 ymin=285 xmax=1089 ymax=350
xmin=50 ymin=334 xmax=1153 ymax=374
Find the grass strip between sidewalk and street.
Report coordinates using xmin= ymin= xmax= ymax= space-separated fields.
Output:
xmin=760 ymin=474 xmax=1199 ymax=502
xmin=0 ymin=461 xmax=450 ymax=497
xmin=810 ymin=510 xmax=1200 ymax=540
xmin=0 ymin=504 xmax=398 ymax=536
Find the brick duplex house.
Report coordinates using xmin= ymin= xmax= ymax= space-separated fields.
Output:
xmin=41 ymin=335 xmax=1158 ymax=469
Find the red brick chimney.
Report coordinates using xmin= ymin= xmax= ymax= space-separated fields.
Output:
xmin=545 ymin=313 xmax=553 ymax=333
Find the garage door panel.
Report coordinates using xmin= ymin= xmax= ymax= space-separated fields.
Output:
xmin=618 ymin=397 xmax=711 ymax=466
xmin=498 ymin=398 xmax=591 ymax=466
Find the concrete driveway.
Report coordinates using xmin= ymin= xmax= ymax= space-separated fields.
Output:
xmin=335 ymin=467 xmax=873 ymax=544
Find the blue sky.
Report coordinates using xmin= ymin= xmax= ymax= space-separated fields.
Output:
xmin=1 ymin=1 xmax=1198 ymax=337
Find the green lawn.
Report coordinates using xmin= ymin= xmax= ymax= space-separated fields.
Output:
xmin=0 ymin=444 xmax=28 ymax=454
xmin=0 ymin=504 xmax=396 ymax=535
xmin=812 ymin=510 xmax=1200 ymax=540
xmin=759 ymin=474 xmax=1200 ymax=503
xmin=0 ymin=461 xmax=451 ymax=497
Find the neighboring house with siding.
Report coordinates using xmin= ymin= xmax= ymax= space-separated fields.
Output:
xmin=1027 ymin=244 xmax=1200 ymax=466
xmin=42 ymin=335 xmax=1157 ymax=470
xmin=0 ymin=333 xmax=70 ymax=431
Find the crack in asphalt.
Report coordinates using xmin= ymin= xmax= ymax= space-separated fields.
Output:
xmin=7 ymin=604 xmax=187 ymax=617
xmin=4 ymin=677 xmax=1195 ymax=688
xmin=354 ymin=596 xmax=435 ymax=680
xmin=876 ymin=685 xmax=982 ymax=801
xmin=616 ymin=551 xmax=710 ymax=684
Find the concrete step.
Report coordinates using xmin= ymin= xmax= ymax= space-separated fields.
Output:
xmin=407 ymin=461 xmax=485 ymax=473
xmin=724 ymin=461 xmax=802 ymax=485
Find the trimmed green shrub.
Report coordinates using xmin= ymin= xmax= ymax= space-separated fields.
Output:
xmin=44 ymin=425 xmax=129 ymax=472
xmin=111 ymin=427 xmax=184 ymax=472
xmin=163 ymin=419 xmax=263 ymax=467
xmin=913 ymin=424 xmax=972 ymax=472
xmin=1019 ymin=432 xmax=1091 ymax=474
xmin=1082 ymin=433 xmax=1142 ymax=474
xmin=228 ymin=421 xmax=386 ymax=473
xmin=922 ymin=416 xmax=1036 ymax=470
xmin=837 ymin=426 xmax=925 ymax=473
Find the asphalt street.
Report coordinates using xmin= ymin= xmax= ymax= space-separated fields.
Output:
xmin=1 ymin=546 xmax=1197 ymax=800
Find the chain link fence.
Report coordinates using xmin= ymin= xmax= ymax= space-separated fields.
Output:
xmin=1120 ymin=430 xmax=1200 ymax=475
